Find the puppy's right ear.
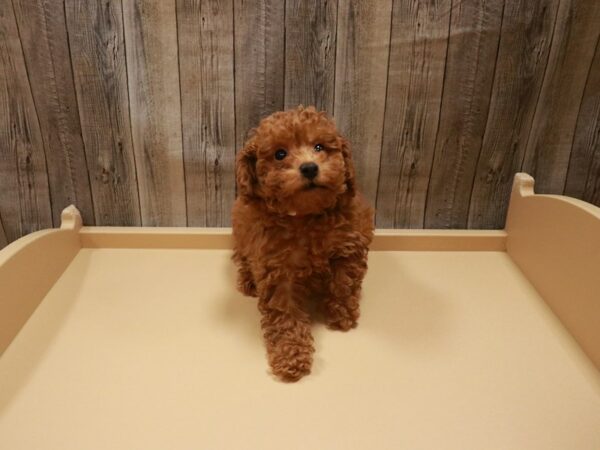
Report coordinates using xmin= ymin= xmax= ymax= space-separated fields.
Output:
xmin=236 ymin=139 xmax=258 ymax=200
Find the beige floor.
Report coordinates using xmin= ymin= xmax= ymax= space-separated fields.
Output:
xmin=1 ymin=248 xmax=599 ymax=449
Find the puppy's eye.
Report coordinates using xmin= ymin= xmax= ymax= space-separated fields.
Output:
xmin=314 ymin=144 xmax=324 ymax=152
xmin=275 ymin=149 xmax=287 ymax=160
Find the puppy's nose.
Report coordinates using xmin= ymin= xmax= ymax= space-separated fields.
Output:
xmin=300 ymin=162 xmax=319 ymax=180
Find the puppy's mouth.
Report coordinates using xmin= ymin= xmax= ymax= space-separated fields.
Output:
xmin=303 ymin=181 xmax=327 ymax=191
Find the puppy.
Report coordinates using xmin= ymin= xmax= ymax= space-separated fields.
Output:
xmin=232 ymin=106 xmax=374 ymax=381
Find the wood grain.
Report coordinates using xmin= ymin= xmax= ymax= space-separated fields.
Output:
xmin=522 ymin=0 xmax=600 ymax=194
xmin=376 ymin=0 xmax=451 ymax=228
xmin=334 ymin=0 xmax=393 ymax=206
xmin=284 ymin=0 xmax=337 ymax=111
xmin=123 ymin=0 xmax=186 ymax=226
xmin=177 ymin=0 xmax=235 ymax=226
xmin=0 ymin=0 xmax=52 ymax=242
xmin=12 ymin=0 xmax=94 ymax=226
xmin=234 ymin=0 xmax=284 ymax=148
xmin=65 ymin=0 xmax=141 ymax=226
xmin=565 ymin=38 xmax=600 ymax=207
xmin=424 ymin=0 xmax=504 ymax=229
xmin=0 ymin=212 xmax=7 ymax=249
xmin=468 ymin=0 xmax=559 ymax=229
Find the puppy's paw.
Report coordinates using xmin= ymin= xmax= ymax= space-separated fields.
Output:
xmin=269 ymin=341 xmax=313 ymax=382
xmin=325 ymin=300 xmax=359 ymax=331
xmin=236 ymin=270 xmax=257 ymax=297
xmin=238 ymin=278 xmax=257 ymax=297
xmin=326 ymin=316 xmax=358 ymax=331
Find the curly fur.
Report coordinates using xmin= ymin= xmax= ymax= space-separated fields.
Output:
xmin=232 ymin=106 xmax=374 ymax=381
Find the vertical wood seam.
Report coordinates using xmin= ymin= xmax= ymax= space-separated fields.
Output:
xmin=38 ymin=0 xmax=79 ymax=220
xmin=564 ymin=32 xmax=600 ymax=195
xmin=282 ymin=0 xmax=287 ymax=108
xmin=0 ymin=209 xmax=6 ymax=243
xmin=14 ymin=0 xmax=54 ymax=223
xmin=119 ymin=0 xmax=144 ymax=225
xmin=465 ymin=0 xmax=507 ymax=225
xmin=174 ymin=0 xmax=188 ymax=226
xmin=519 ymin=0 xmax=562 ymax=172
xmin=233 ymin=0 xmax=240 ymax=206
xmin=233 ymin=0 xmax=239 ymax=155
xmin=176 ymin=1 xmax=188 ymax=224
xmin=8 ymin=0 xmax=31 ymax=233
xmin=373 ymin=0 xmax=395 ymax=225
xmin=422 ymin=0 xmax=454 ymax=227
xmin=232 ymin=0 xmax=237 ymax=174
xmin=331 ymin=0 xmax=340 ymax=115
xmin=62 ymin=0 xmax=96 ymax=223
xmin=582 ymin=34 xmax=600 ymax=195
xmin=231 ymin=2 xmax=239 ymax=218
xmin=9 ymin=0 xmax=53 ymax=227
xmin=388 ymin=0 xmax=405 ymax=227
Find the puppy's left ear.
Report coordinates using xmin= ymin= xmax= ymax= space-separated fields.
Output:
xmin=341 ymin=138 xmax=356 ymax=196
xmin=236 ymin=138 xmax=258 ymax=200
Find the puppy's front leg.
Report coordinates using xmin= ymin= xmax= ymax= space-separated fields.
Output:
xmin=325 ymin=256 xmax=367 ymax=331
xmin=258 ymin=281 xmax=313 ymax=381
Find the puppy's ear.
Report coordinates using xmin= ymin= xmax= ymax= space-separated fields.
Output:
xmin=341 ymin=138 xmax=356 ymax=196
xmin=236 ymin=139 xmax=258 ymax=200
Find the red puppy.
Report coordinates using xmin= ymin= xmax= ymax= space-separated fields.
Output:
xmin=232 ymin=106 xmax=374 ymax=381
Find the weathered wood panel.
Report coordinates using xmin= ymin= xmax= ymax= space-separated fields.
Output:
xmin=234 ymin=0 xmax=284 ymax=148
xmin=0 ymin=1 xmax=52 ymax=243
xmin=12 ymin=0 xmax=94 ymax=226
xmin=334 ymin=0 xmax=393 ymax=205
xmin=376 ymin=0 xmax=451 ymax=228
xmin=2 ymin=1 xmax=600 ymax=248
xmin=284 ymin=0 xmax=337 ymax=111
xmin=565 ymin=38 xmax=600 ymax=206
xmin=177 ymin=0 xmax=235 ymax=226
xmin=123 ymin=0 xmax=186 ymax=226
xmin=424 ymin=0 xmax=504 ymax=229
xmin=66 ymin=0 xmax=141 ymax=226
xmin=522 ymin=0 xmax=600 ymax=194
xmin=468 ymin=0 xmax=559 ymax=229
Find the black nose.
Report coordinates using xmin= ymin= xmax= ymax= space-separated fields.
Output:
xmin=300 ymin=162 xmax=319 ymax=179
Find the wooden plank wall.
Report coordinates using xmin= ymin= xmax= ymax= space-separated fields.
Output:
xmin=1 ymin=0 xmax=599 ymax=247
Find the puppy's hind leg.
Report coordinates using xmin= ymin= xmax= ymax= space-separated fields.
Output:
xmin=233 ymin=254 xmax=257 ymax=297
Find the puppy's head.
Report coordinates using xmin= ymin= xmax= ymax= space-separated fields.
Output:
xmin=236 ymin=106 xmax=355 ymax=216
